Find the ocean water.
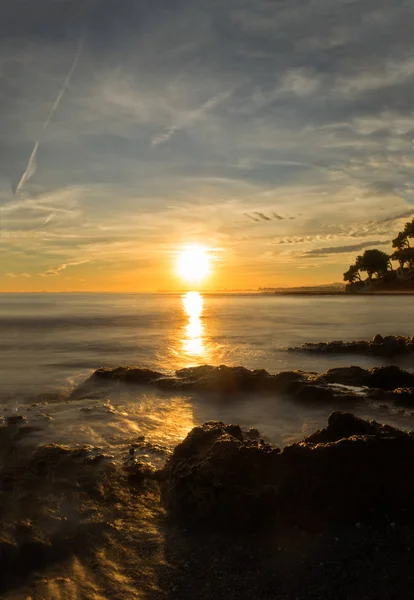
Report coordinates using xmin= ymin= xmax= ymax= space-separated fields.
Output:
xmin=2 ymin=292 xmax=414 ymax=597
xmin=1 ymin=292 xmax=414 ymax=449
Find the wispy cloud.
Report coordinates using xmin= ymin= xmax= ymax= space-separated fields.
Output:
xmin=2 ymin=0 xmax=414 ymax=289
xmin=14 ymin=27 xmax=87 ymax=194
xmin=40 ymin=259 xmax=90 ymax=277
xmin=151 ymin=91 xmax=231 ymax=147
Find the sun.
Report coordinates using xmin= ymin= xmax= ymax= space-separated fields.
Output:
xmin=176 ymin=245 xmax=211 ymax=283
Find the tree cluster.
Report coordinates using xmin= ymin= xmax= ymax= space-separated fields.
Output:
xmin=343 ymin=218 xmax=414 ymax=286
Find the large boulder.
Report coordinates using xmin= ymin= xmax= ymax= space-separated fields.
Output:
xmin=161 ymin=413 xmax=414 ymax=530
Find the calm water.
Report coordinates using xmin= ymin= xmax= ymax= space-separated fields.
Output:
xmin=1 ymin=292 xmax=414 ymax=448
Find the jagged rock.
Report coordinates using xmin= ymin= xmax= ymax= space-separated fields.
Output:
xmin=161 ymin=414 xmax=414 ymax=530
xmin=304 ymin=411 xmax=405 ymax=443
xmin=316 ymin=365 xmax=414 ymax=391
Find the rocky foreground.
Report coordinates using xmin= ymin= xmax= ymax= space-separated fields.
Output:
xmin=289 ymin=334 xmax=414 ymax=357
xmin=2 ymin=409 xmax=414 ymax=598
xmin=71 ymin=363 xmax=414 ymax=407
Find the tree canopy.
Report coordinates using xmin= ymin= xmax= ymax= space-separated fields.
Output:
xmin=343 ymin=217 xmax=414 ymax=288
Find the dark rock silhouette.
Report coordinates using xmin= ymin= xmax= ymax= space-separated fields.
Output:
xmin=316 ymin=365 xmax=414 ymax=390
xmin=289 ymin=334 xmax=414 ymax=357
xmin=160 ymin=413 xmax=414 ymax=530
xmin=70 ymin=363 xmax=414 ymax=409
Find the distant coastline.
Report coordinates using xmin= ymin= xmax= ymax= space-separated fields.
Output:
xmin=267 ymin=290 xmax=414 ymax=296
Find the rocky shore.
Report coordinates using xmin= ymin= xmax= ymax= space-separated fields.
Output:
xmin=289 ymin=334 xmax=414 ymax=357
xmin=2 ymin=409 xmax=414 ymax=598
xmin=71 ymin=362 xmax=414 ymax=408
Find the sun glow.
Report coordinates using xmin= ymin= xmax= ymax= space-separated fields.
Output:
xmin=176 ymin=245 xmax=211 ymax=283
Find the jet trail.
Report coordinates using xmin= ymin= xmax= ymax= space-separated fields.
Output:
xmin=15 ymin=29 xmax=86 ymax=194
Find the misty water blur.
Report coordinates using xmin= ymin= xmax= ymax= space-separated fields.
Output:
xmin=1 ymin=292 xmax=414 ymax=455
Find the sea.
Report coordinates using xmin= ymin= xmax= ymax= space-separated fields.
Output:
xmin=1 ymin=292 xmax=413 ymax=450
xmin=2 ymin=292 xmax=414 ymax=597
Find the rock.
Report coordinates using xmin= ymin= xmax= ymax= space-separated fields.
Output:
xmin=316 ymin=365 xmax=414 ymax=391
xmin=304 ymin=411 xmax=405 ymax=444
xmin=166 ymin=365 xmax=306 ymax=395
xmin=161 ymin=414 xmax=414 ymax=530
xmin=93 ymin=367 xmax=164 ymax=384
xmin=5 ymin=415 xmax=27 ymax=426
xmin=160 ymin=421 xmax=280 ymax=528
xmin=316 ymin=366 xmax=369 ymax=387
xmin=123 ymin=457 xmax=158 ymax=484
xmin=369 ymin=366 xmax=414 ymax=390
xmin=290 ymin=335 xmax=413 ymax=357
xmin=270 ymin=370 xmax=307 ymax=394
xmin=390 ymin=388 xmax=414 ymax=407
xmin=246 ymin=428 xmax=260 ymax=439
xmin=294 ymin=385 xmax=335 ymax=403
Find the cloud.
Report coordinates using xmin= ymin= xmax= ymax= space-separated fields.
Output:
xmin=300 ymin=240 xmax=389 ymax=259
xmin=151 ymin=91 xmax=231 ymax=147
xmin=2 ymin=0 xmax=414 ymax=289
xmin=254 ymin=212 xmax=271 ymax=221
xmin=41 ymin=259 xmax=89 ymax=277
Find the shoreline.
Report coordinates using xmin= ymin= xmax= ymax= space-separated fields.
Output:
xmin=268 ymin=290 xmax=414 ymax=296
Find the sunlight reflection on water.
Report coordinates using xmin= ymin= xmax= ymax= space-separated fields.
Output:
xmin=182 ymin=291 xmax=206 ymax=358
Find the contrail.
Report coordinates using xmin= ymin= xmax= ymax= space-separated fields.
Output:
xmin=15 ymin=29 xmax=87 ymax=194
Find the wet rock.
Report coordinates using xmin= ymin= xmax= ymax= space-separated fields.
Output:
xmin=6 ymin=415 xmax=27 ymax=426
xmin=93 ymin=366 xmax=164 ymax=384
xmin=316 ymin=365 xmax=414 ymax=391
xmin=290 ymin=335 xmax=414 ymax=357
xmin=174 ymin=365 xmax=270 ymax=393
xmin=168 ymin=365 xmax=306 ymax=394
xmin=369 ymin=366 xmax=414 ymax=390
xmin=160 ymin=421 xmax=280 ymax=528
xmin=392 ymin=388 xmax=414 ymax=406
xmin=294 ymin=385 xmax=335 ymax=403
xmin=304 ymin=411 xmax=405 ymax=444
xmin=245 ymin=427 xmax=260 ymax=439
xmin=123 ymin=457 xmax=158 ymax=484
xmin=161 ymin=414 xmax=414 ymax=530
xmin=316 ymin=366 xmax=369 ymax=387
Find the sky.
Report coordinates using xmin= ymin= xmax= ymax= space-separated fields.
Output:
xmin=1 ymin=0 xmax=414 ymax=292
